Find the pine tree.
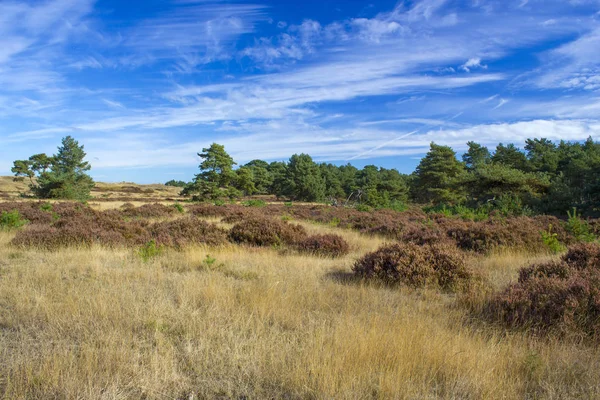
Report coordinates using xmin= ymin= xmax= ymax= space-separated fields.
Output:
xmin=412 ymin=142 xmax=466 ymax=205
xmin=182 ymin=143 xmax=237 ymax=200
xmin=285 ymin=154 xmax=325 ymax=202
xmin=35 ymin=136 xmax=94 ymax=200
xmin=462 ymin=141 xmax=491 ymax=170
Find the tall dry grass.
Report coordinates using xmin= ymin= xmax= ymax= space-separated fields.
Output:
xmin=1 ymin=221 xmax=599 ymax=399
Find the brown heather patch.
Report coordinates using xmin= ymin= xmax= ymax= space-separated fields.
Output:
xmin=0 ymin=201 xmax=55 ymax=225
xmin=295 ymin=234 xmax=350 ymax=258
xmin=486 ymin=243 xmax=600 ymax=338
xmin=353 ymin=242 xmax=473 ymax=291
xmin=150 ymin=217 xmax=228 ymax=248
xmin=121 ymin=203 xmax=178 ymax=218
xmin=229 ymin=217 xmax=307 ymax=247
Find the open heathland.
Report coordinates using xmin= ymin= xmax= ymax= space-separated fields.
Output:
xmin=0 ymin=199 xmax=600 ymax=399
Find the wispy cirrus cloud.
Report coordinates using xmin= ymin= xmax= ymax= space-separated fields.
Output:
xmin=2 ymin=0 xmax=600 ymax=182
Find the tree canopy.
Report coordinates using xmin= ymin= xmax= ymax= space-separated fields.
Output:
xmin=12 ymin=136 xmax=94 ymax=201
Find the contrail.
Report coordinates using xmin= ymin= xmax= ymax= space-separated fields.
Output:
xmin=346 ymin=130 xmax=419 ymax=161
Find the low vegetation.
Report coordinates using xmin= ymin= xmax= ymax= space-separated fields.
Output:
xmin=486 ymin=243 xmax=600 ymax=338
xmin=2 ymin=135 xmax=600 ymax=398
xmin=353 ymin=242 xmax=472 ymax=291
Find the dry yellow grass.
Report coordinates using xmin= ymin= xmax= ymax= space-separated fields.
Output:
xmin=0 ymin=176 xmax=181 ymax=204
xmin=1 ymin=212 xmax=599 ymax=399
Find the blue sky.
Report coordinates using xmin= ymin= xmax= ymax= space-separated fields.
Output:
xmin=1 ymin=0 xmax=600 ymax=183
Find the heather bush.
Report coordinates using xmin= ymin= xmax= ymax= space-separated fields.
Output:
xmin=0 ymin=202 xmax=55 ymax=225
xmin=443 ymin=218 xmax=545 ymax=253
xmin=487 ymin=243 xmax=600 ymax=337
xmin=122 ymin=203 xmax=177 ymax=218
xmin=352 ymin=242 xmax=472 ymax=291
xmin=149 ymin=218 xmax=228 ymax=248
xmin=229 ymin=218 xmax=307 ymax=247
xmin=295 ymin=234 xmax=350 ymax=257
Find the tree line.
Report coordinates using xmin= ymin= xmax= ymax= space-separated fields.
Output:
xmin=11 ymin=136 xmax=600 ymax=215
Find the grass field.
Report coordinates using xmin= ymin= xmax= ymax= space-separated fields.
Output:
xmin=1 ymin=182 xmax=599 ymax=398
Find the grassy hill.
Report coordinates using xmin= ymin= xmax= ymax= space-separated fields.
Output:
xmin=0 ymin=176 xmax=181 ymax=202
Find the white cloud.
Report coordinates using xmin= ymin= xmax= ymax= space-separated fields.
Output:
xmin=535 ymin=27 xmax=600 ymax=89
xmin=460 ymin=58 xmax=487 ymax=72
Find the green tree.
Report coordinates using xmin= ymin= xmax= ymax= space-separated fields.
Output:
xmin=462 ymin=141 xmax=490 ymax=170
xmin=320 ymin=163 xmax=345 ymax=199
xmin=339 ymin=164 xmax=359 ymax=198
xmin=11 ymin=160 xmax=34 ymax=184
xmin=34 ymin=136 xmax=94 ymax=200
xmin=466 ymin=163 xmax=549 ymax=203
xmin=234 ymin=166 xmax=257 ymax=196
xmin=182 ymin=143 xmax=237 ymax=200
xmin=525 ymin=138 xmax=559 ymax=174
xmin=492 ymin=143 xmax=528 ymax=170
xmin=29 ymin=153 xmax=54 ymax=173
xmin=165 ymin=180 xmax=188 ymax=188
xmin=285 ymin=154 xmax=325 ymax=202
xmin=244 ymin=160 xmax=273 ymax=194
xmin=412 ymin=142 xmax=466 ymax=205
xmin=267 ymin=161 xmax=288 ymax=197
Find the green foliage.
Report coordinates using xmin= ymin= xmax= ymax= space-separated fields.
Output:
xmin=39 ymin=203 xmax=53 ymax=212
xmin=463 ymin=141 xmax=491 ymax=170
xmin=566 ymin=208 xmax=595 ymax=242
xmin=0 ymin=211 xmax=28 ymax=230
xmin=172 ymin=203 xmax=185 ymax=213
xmin=540 ymin=225 xmax=566 ymax=254
xmin=234 ymin=167 xmax=257 ymax=196
xmin=12 ymin=136 xmax=93 ymax=200
xmin=244 ymin=160 xmax=273 ymax=194
xmin=183 ymin=143 xmax=237 ymax=201
xmin=386 ymin=200 xmax=408 ymax=212
xmin=169 ymin=138 xmax=600 ymax=217
xmin=355 ymin=204 xmax=373 ymax=212
xmin=284 ymin=153 xmax=326 ymax=202
xmin=412 ymin=142 xmax=467 ymax=205
xmin=243 ymin=199 xmax=266 ymax=207
xmin=492 ymin=143 xmax=528 ymax=170
xmin=165 ymin=180 xmax=187 ymax=188
xmin=138 ymin=240 xmax=162 ymax=262
xmin=202 ymin=254 xmax=217 ymax=267
xmin=213 ymin=199 xmax=226 ymax=206
xmin=284 ymin=201 xmax=293 ymax=207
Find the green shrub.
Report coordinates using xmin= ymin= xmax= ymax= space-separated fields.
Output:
xmin=0 ymin=211 xmax=28 ymax=230
xmin=328 ymin=217 xmax=341 ymax=227
xmin=284 ymin=202 xmax=293 ymax=208
xmin=355 ymin=204 xmax=373 ymax=212
xmin=213 ymin=199 xmax=226 ymax=206
xmin=385 ymin=200 xmax=408 ymax=212
xmin=39 ymin=202 xmax=53 ymax=212
xmin=138 ymin=240 xmax=162 ymax=262
xmin=540 ymin=225 xmax=566 ymax=254
xmin=172 ymin=203 xmax=185 ymax=213
xmin=243 ymin=199 xmax=266 ymax=208
xmin=202 ymin=254 xmax=217 ymax=267
xmin=566 ymin=208 xmax=595 ymax=243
